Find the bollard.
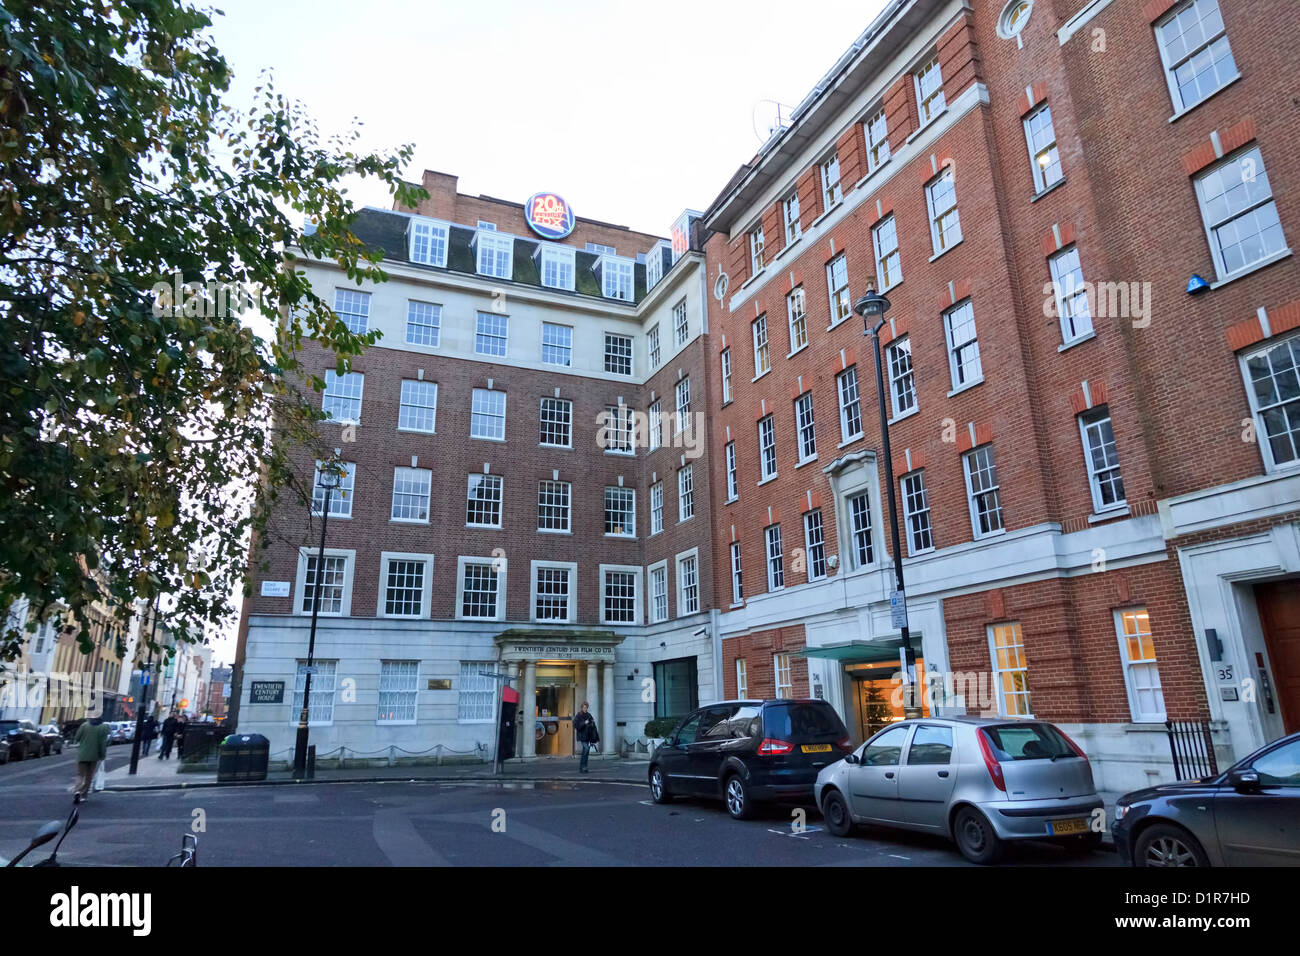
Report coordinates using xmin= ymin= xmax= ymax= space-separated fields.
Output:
xmin=306 ymin=744 xmax=316 ymax=779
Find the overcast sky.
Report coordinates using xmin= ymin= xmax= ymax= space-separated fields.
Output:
xmin=206 ymin=0 xmax=889 ymax=236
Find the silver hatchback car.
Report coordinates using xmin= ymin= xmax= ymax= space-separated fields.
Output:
xmin=814 ymin=716 xmax=1103 ymax=864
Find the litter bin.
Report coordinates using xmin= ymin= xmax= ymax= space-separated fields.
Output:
xmin=181 ymin=723 xmax=223 ymax=766
xmin=217 ymin=733 xmax=269 ymax=782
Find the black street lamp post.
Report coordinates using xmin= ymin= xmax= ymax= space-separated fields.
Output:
xmin=293 ymin=457 xmax=343 ymax=780
xmin=854 ymin=286 xmax=922 ymax=717
xmin=128 ymin=596 xmax=160 ymax=775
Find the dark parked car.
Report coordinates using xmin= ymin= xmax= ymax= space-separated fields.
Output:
xmin=648 ymin=699 xmax=852 ymax=819
xmin=0 ymin=719 xmax=45 ymax=761
xmin=38 ymin=724 xmax=64 ymax=756
xmin=1113 ymin=730 xmax=1300 ymax=866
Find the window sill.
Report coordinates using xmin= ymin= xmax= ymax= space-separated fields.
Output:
xmin=775 ymin=235 xmax=802 ymax=262
xmin=837 ymin=435 xmax=863 ymax=450
xmin=907 ymin=546 xmax=936 ymax=558
xmin=678 ymin=515 xmax=695 ymax=524
xmin=604 ymin=450 xmax=636 ymax=458
xmin=796 ymin=455 xmax=819 ymax=469
xmin=466 ymin=523 xmax=503 ymax=531
xmin=757 ymin=475 xmax=778 ymax=487
xmin=1088 ymin=505 xmax=1130 ymax=524
xmin=1058 ymin=330 xmax=1096 ymax=352
xmin=972 ymin=528 xmax=1008 ymax=542
xmin=729 ymin=602 xmax=745 ymax=610
xmin=391 ymin=518 xmax=431 ymax=526
xmin=471 ymin=436 xmax=507 ymax=443
xmin=536 ymin=528 xmax=572 ymax=535
xmin=396 ymin=427 xmax=437 ymax=436
xmin=1209 ymin=249 xmax=1293 ymax=290
xmin=1168 ymin=74 xmax=1242 ymax=124
xmin=752 ymin=368 xmax=772 ymax=383
xmin=787 ymin=343 xmax=809 ymax=360
xmin=811 ymin=202 xmax=843 ymax=229
xmin=721 ymin=399 xmax=733 ymax=409
xmin=376 ymin=720 xmax=418 ymax=727
xmin=1030 ymin=178 xmax=1067 ymax=203
xmin=825 ymin=315 xmax=853 ymax=333
xmin=928 ymin=238 xmax=964 ymax=263
xmin=879 ymin=278 xmax=903 ymax=296
xmin=946 ymin=377 xmax=984 ymax=398
xmin=741 ymin=268 xmax=766 ymax=290
xmin=853 ymin=157 xmax=892 ymax=195
xmin=907 ymin=106 xmax=948 ymax=144
xmin=604 ymin=534 xmax=637 ymax=540
xmin=888 ymin=407 xmax=919 ymax=427
xmin=539 ymin=443 xmax=573 ymax=451
xmin=724 ymin=496 xmax=739 ymax=505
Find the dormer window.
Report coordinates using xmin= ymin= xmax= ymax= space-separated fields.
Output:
xmin=646 ymin=240 xmax=671 ymax=290
xmin=597 ymin=255 xmax=635 ymax=301
xmin=538 ymin=244 xmax=576 ymax=291
xmin=475 ymin=231 xmax=513 ymax=279
xmin=408 ymin=217 xmax=448 ymax=267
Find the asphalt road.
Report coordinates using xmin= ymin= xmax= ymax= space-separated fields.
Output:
xmin=1 ymin=750 xmax=1119 ymax=867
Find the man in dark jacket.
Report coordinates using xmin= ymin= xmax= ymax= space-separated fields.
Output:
xmin=73 ymin=717 xmax=109 ymax=799
xmin=158 ymin=712 xmax=178 ymax=760
xmin=140 ymin=715 xmax=158 ymax=756
xmin=573 ymin=701 xmax=599 ymax=772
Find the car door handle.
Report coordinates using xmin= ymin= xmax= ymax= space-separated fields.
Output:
xmin=937 ymin=771 xmax=949 ymax=778
xmin=884 ymin=771 xmax=895 ymax=779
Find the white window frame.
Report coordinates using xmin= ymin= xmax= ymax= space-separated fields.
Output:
xmin=1193 ymin=146 xmax=1288 ymax=283
xmin=291 ymin=659 xmax=338 ymax=726
xmin=676 ymin=548 xmax=701 ymax=617
xmin=847 ymin=491 xmax=875 ymax=570
xmin=914 ymin=52 xmax=946 ymax=125
xmin=736 ymin=658 xmax=749 ymax=698
xmin=803 ymin=509 xmax=827 ymax=582
xmin=1115 ymin=608 xmax=1167 ymax=723
xmin=530 ymin=560 xmax=578 ymax=624
xmin=820 ymin=155 xmax=843 ymax=210
xmin=1241 ymin=332 xmax=1300 ymax=472
xmin=475 ymin=231 xmax=513 ymax=279
xmin=678 ymin=465 xmax=695 ymax=521
xmin=765 ymin=524 xmax=785 ymax=591
xmin=294 ymin=547 xmax=355 ymax=617
xmin=311 ymin=459 xmax=355 ymax=519
xmin=720 ymin=348 xmax=733 ymax=403
xmin=752 ymin=314 xmax=770 ymax=377
xmin=1049 ymin=245 xmax=1093 ymax=343
xmin=538 ymin=397 xmax=572 ymax=448
xmin=926 ymin=167 xmax=962 ymax=255
xmin=725 ymin=441 xmax=738 ymax=501
xmin=1023 ymin=103 xmax=1063 ymax=193
xmin=603 ymin=486 xmax=636 ymax=538
xmin=600 ymin=255 xmax=635 ymax=301
xmin=648 ymin=400 xmax=662 ymax=451
xmin=322 ymin=370 xmax=364 ymax=425
xmin=377 ymin=660 xmax=420 ymax=725
xmin=795 ymin=393 xmax=817 ymax=464
xmin=648 ymin=324 xmax=662 ymax=369
xmin=408 ymin=217 xmax=449 ymax=267
xmin=826 ymin=253 xmax=851 ymax=327
xmin=865 ymin=106 xmax=890 ymax=174
xmin=604 ymin=332 xmax=634 ymax=376
xmin=332 ymin=288 xmax=370 ymax=335
xmin=536 ymin=479 xmax=572 ymax=533
xmin=599 ymin=564 xmax=642 ymax=625
xmin=397 ymin=379 xmax=438 ymax=434
xmin=391 ymin=466 xmax=432 ymax=524
xmin=650 ymin=481 xmax=664 ymax=535
xmin=674 ymin=298 xmax=690 ymax=346
xmin=377 ymin=551 xmax=434 ymax=619
xmin=602 ymin=404 xmax=635 ymax=455
xmin=405 ymin=300 xmax=441 ymax=348
xmin=758 ymin=415 xmax=777 ymax=481
xmin=964 ymin=445 xmax=1005 ymax=539
xmin=901 ymin=470 xmax=934 ymax=555
xmin=887 ymin=336 xmax=916 ymax=419
xmin=455 ymin=556 xmax=506 ymax=622
xmin=1153 ymin=0 xmax=1239 ymax=115
xmin=730 ymin=541 xmax=744 ymax=605
xmin=475 ymin=311 xmax=509 ymax=358
xmin=787 ymin=287 xmax=808 ymax=353
xmin=944 ymin=299 xmax=982 ymax=390
xmin=873 ymin=215 xmax=901 ymax=291
xmin=1079 ymin=408 xmax=1126 ymax=513
xmin=989 ymin=623 xmax=1032 ymax=717
xmin=774 ymin=653 xmax=793 ymax=698
xmin=837 ymin=366 xmax=863 ymax=442
xmin=649 ymin=560 xmax=669 ymax=623
xmin=675 ymin=377 xmax=691 ymax=433
xmin=749 ymin=225 xmax=766 ymax=274
xmin=539 ymin=244 xmax=576 ymax=291
xmin=541 ymin=322 xmax=573 ymax=367
xmin=458 ymin=661 xmax=497 ymax=723
xmin=470 ymin=388 xmax=507 ymax=441
xmin=466 ymin=473 xmax=504 ymax=529
xmin=783 ymin=193 xmax=802 ymax=244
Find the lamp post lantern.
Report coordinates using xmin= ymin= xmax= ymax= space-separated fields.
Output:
xmin=854 ymin=286 xmax=922 ymax=718
xmin=293 ymin=456 xmax=344 ymax=780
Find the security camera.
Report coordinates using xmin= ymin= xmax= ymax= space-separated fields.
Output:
xmin=693 ymin=627 xmax=708 ymax=638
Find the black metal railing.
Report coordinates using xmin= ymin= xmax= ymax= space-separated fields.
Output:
xmin=1166 ymin=719 xmax=1218 ymax=781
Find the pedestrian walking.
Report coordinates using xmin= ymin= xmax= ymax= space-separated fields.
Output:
xmin=158 ymin=712 xmax=178 ymax=760
xmin=73 ymin=716 xmax=110 ymax=800
xmin=174 ymin=715 xmax=188 ymax=758
xmin=573 ymin=701 xmax=599 ymax=773
xmin=140 ymin=715 xmax=158 ymax=756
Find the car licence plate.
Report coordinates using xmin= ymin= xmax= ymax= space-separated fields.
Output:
xmin=801 ymin=744 xmax=833 ymax=753
xmin=1047 ymin=817 xmax=1088 ymax=835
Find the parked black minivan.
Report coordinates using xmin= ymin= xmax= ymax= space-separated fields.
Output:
xmin=648 ymin=699 xmax=852 ymax=819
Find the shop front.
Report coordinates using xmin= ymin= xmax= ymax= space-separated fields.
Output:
xmin=495 ymin=629 xmax=625 ymax=759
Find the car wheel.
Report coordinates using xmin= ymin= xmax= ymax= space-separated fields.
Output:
xmin=953 ymin=806 xmax=1004 ymax=865
xmin=1135 ymin=824 xmax=1209 ymax=868
xmin=821 ymin=789 xmax=854 ymax=837
xmin=649 ymin=765 xmax=672 ymax=804
xmin=724 ymin=774 xmax=753 ymax=820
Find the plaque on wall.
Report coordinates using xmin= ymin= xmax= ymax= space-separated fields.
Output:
xmin=427 ymin=679 xmax=452 ymax=690
xmin=250 ymin=681 xmax=285 ymax=704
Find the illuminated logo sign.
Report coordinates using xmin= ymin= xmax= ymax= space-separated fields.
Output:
xmin=525 ymin=192 xmax=575 ymax=240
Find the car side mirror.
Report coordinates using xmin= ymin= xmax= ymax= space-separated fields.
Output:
xmin=1229 ymin=769 xmax=1261 ymax=793
xmin=844 ymin=752 xmax=858 ymax=765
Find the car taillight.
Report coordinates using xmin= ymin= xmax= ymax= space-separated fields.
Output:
xmin=976 ymin=729 xmax=1006 ymax=792
xmin=758 ymin=738 xmax=793 ymax=755
xmin=836 ymin=736 xmax=852 ymax=751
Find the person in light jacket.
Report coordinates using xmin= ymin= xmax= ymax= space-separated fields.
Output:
xmin=573 ymin=701 xmax=599 ymax=773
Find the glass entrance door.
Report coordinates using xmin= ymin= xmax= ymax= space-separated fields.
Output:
xmin=847 ymin=658 xmax=928 ymax=742
xmin=534 ymin=663 xmax=575 ymax=756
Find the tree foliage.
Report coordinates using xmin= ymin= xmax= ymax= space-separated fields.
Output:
xmin=0 ymin=0 xmax=425 ymax=662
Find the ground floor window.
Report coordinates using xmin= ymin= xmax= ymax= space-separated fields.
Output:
xmin=378 ymin=661 xmax=419 ymax=723
xmin=458 ymin=662 xmax=496 ymax=722
xmin=774 ymin=652 xmax=793 ymax=698
xmin=988 ymin=623 xmax=1031 ymax=717
xmin=654 ymin=657 xmax=698 ymax=719
xmin=1116 ymin=608 xmax=1166 ymax=722
xmin=292 ymin=659 xmax=338 ymax=725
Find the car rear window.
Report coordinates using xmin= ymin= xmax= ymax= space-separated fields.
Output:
xmin=982 ymin=723 xmax=1075 ymax=760
xmin=763 ymin=702 xmax=846 ymax=741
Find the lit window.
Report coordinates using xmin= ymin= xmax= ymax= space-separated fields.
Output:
xmin=1154 ymin=0 xmax=1238 ymax=114
xmin=774 ymin=653 xmax=793 ymax=698
xmin=476 ymin=232 xmax=513 ymax=279
xmin=964 ymin=445 xmax=1004 ymax=538
xmin=765 ymin=524 xmax=784 ymax=591
xmin=333 ymin=289 xmax=370 ymax=334
xmin=1194 ymin=147 xmax=1286 ymax=281
xmin=752 ymin=314 xmax=770 ymax=376
xmin=398 ymin=380 xmax=437 ymax=433
xmin=915 ymin=53 xmax=946 ymax=124
xmin=873 ymin=215 xmax=902 ymax=291
xmin=795 ymin=393 xmax=817 ymax=463
xmin=1116 ymin=608 xmax=1166 ymax=722
xmin=537 ymin=480 xmax=571 ymax=532
xmin=539 ymin=397 xmax=571 ymax=447
xmin=1243 ymin=332 xmax=1300 ymax=469
xmin=322 ymin=370 xmax=363 ymax=424
xmin=470 ymin=388 xmax=506 ymax=440
xmin=837 ymin=366 xmax=863 ymax=442
xmin=944 ymin=300 xmax=982 ymax=389
xmin=541 ymin=322 xmax=573 ymax=366
xmin=678 ymin=465 xmax=695 ymax=521
xmin=787 ymin=287 xmax=808 ymax=352
xmin=1023 ymin=104 xmax=1062 ymax=193
xmin=1049 ymin=246 xmax=1092 ymax=343
xmin=901 ymin=470 xmax=933 ymax=554
xmin=803 ymin=510 xmax=827 ymax=581
xmin=887 ymin=337 xmax=915 ymax=418
xmin=826 ymin=253 xmax=851 ymax=326
xmin=405 ymin=301 xmax=441 ymax=347
xmin=391 ymin=467 xmax=432 ymax=523
xmin=926 ymin=167 xmax=962 ymax=254
xmin=1079 ymin=408 xmax=1126 ymax=512
xmin=408 ymin=218 xmax=448 ymax=267
xmin=989 ymin=623 xmax=1031 ymax=717
xmin=466 ymin=474 xmax=504 ymax=528
xmin=604 ymin=332 xmax=634 ymax=375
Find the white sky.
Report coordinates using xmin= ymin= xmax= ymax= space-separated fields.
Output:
xmin=206 ymin=0 xmax=889 ymax=235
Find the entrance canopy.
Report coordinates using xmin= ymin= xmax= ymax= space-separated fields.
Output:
xmin=792 ymin=634 xmax=921 ymax=665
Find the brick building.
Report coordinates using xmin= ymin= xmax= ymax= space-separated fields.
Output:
xmin=235 ymin=172 xmax=719 ymax=763
xmin=236 ymin=0 xmax=1299 ymax=788
xmin=702 ymin=0 xmax=1298 ymax=792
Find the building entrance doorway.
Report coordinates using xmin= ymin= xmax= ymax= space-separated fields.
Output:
xmin=1256 ymin=580 xmax=1300 ymax=735
xmin=534 ymin=663 xmax=575 ymax=756
xmin=846 ymin=658 xmax=928 ymax=742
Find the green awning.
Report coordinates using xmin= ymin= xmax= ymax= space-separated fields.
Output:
xmin=791 ymin=635 xmax=921 ymax=664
